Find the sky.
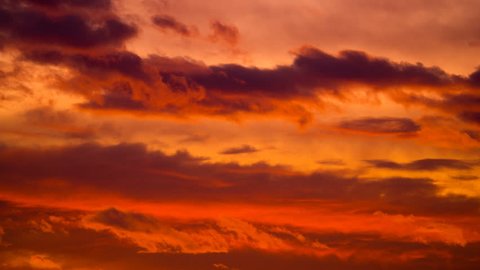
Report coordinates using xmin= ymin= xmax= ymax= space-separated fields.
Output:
xmin=0 ymin=0 xmax=480 ymax=269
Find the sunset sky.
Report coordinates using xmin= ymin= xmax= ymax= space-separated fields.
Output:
xmin=1 ymin=0 xmax=480 ymax=269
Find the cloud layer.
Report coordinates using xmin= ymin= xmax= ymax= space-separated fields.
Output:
xmin=1 ymin=1 xmax=479 ymax=269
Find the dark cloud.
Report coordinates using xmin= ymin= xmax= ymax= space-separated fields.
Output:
xmin=192 ymin=63 xmax=308 ymax=98
xmin=178 ymin=134 xmax=210 ymax=144
xmin=2 ymin=0 xmax=480 ymax=122
xmin=459 ymin=111 xmax=480 ymax=125
xmin=444 ymin=94 xmax=480 ymax=109
xmin=397 ymin=93 xmax=480 ymax=113
xmin=152 ymin=15 xmax=195 ymax=36
xmin=209 ymin=21 xmax=239 ymax=45
xmin=24 ymin=0 xmax=112 ymax=10
xmin=220 ymin=144 xmax=259 ymax=155
xmin=451 ymin=175 xmax=479 ymax=181
xmin=316 ymin=159 xmax=346 ymax=166
xmin=92 ymin=208 xmax=160 ymax=232
xmin=191 ymin=48 xmax=465 ymax=99
xmin=22 ymin=106 xmax=97 ymax=139
xmin=24 ymin=106 xmax=77 ymax=126
xmin=0 ymin=0 xmax=136 ymax=49
xmin=24 ymin=50 xmax=150 ymax=81
xmin=469 ymin=68 xmax=480 ymax=87
xmin=463 ymin=130 xmax=480 ymax=141
xmin=293 ymin=48 xmax=456 ymax=87
xmin=392 ymin=93 xmax=480 ymax=125
xmin=0 ymin=143 xmax=479 ymax=216
xmin=82 ymin=82 xmax=146 ymax=110
xmin=365 ymin=159 xmax=477 ymax=171
xmin=339 ymin=117 xmax=421 ymax=134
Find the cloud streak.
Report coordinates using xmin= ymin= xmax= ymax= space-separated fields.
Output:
xmin=339 ymin=117 xmax=421 ymax=134
xmin=220 ymin=145 xmax=258 ymax=155
xmin=365 ymin=158 xmax=478 ymax=171
xmin=152 ymin=15 xmax=196 ymax=37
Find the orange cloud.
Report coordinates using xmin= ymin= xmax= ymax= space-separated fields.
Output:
xmin=1 ymin=1 xmax=480 ymax=269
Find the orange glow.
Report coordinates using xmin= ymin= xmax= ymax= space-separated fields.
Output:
xmin=1 ymin=0 xmax=480 ymax=269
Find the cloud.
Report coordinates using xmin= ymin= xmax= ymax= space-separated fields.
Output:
xmin=451 ymin=175 xmax=479 ymax=181
xmin=81 ymin=82 xmax=147 ymax=110
xmin=1 ymin=0 xmax=479 ymax=125
xmin=463 ymin=130 xmax=480 ymax=141
xmin=152 ymin=15 xmax=196 ymax=36
xmin=443 ymin=94 xmax=480 ymax=110
xmin=390 ymin=93 xmax=480 ymax=125
xmin=395 ymin=93 xmax=480 ymax=112
xmin=178 ymin=134 xmax=210 ymax=144
xmin=0 ymin=1 xmax=137 ymax=49
xmin=316 ymin=159 xmax=346 ymax=166
xmin=22 ymin=106 xmax=96 ymax=139
xmin=189 ymin=47 xmax=469 ymax=99
xmin=28 ymin=254 xmax=61 ymax=269
xmin=209 ymin=21 xmax=240 ymax=46
xmin=14 ymin=41 xmax=480 ymax=122
xmin=469 ymin=68 xmax=480 ymax=87
xmin=1 ymin=1 xmax=480 ymax=268
xmin=0 ymin=142 xmax=479 ymax=216
xmin=339 ymin=117 xmax=421 ymax=134
xmin=24 ymin=106 xmax=77 ymax=126
xmin=87 ymin=208 xmax=295 ymax=254
xmin=213 ymin=263 xmax=232 ymax=270
xmin=24 ymin=50 xmax=150 ymax=82
xmin=23 ymin=0 xmax=112 ymax=10
xmin=21 ymin=49 xmax=311 ymax=123
xmin=220 ymin=145 xmax=259 ymax=155
xmin=365 ymin=159 xmax=478 ymax=171
xmin=1 ymin=202 xmax=480 ymax=270
xmin=91 ymin=208 xmax=161 ymax=232
xmin=459 ymin=111 xmax=480 ymax=125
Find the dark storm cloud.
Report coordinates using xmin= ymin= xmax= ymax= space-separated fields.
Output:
xmin=220 ymin=145 xmax=259 ymax=155
xmin=365 ymin=159 xmax=478 ymax=171
xmin=152 ymin=15 xmax=195 ymax=36
xmin=0 ymin=143 xmax=479 ymax=216
xmin=0 ymin=0 xmax=136 ymax=49
xmin=339 ymin=117 xmax=421 ymax=134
